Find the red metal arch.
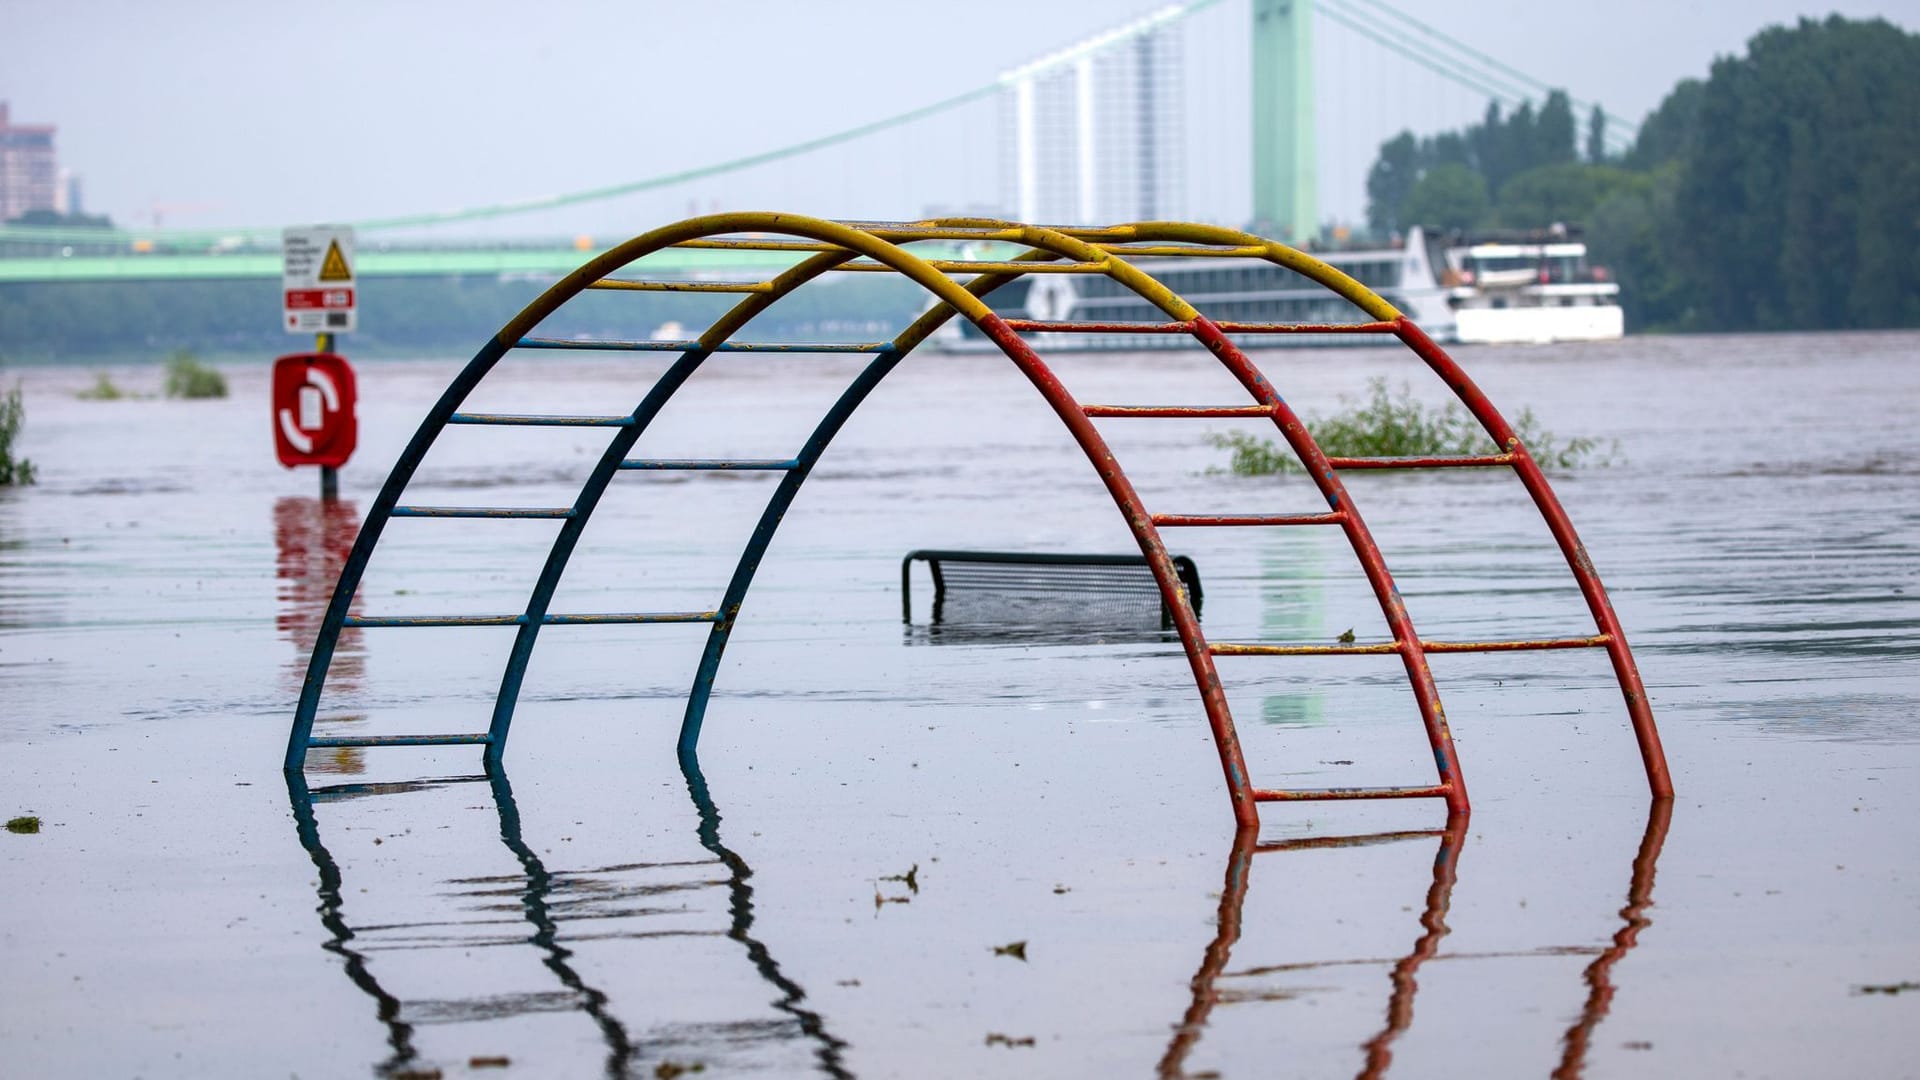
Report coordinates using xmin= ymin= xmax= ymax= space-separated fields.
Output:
xmin=285 ymin=213 xmax=1670 ymax=829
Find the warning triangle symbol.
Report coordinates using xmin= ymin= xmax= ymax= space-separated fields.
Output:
xmin=317 ymin=240 xmax=352 ymax=282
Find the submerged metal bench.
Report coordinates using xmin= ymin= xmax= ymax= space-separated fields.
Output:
xmin=901 ymin=549 xmax=1203 ymax=630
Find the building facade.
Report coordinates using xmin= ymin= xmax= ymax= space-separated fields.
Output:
xmin=998 ymin=17 xmax=1185 ymax=227
xmin=0 ymin=102 xmax=60 ymax=222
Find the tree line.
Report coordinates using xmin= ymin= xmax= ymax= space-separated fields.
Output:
xmin=1363 ymin=15 xmax=1920 ymax=331
xmin=0 ymin=274 xmax=927 ymax=364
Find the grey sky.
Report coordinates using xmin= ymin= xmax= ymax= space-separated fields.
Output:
xmin=5 ymin=0 xmax=1915 ymax=234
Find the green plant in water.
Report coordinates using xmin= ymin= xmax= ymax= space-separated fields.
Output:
xmin=0 ymin=382 xmax=33 ymax=485
xmin=1210 ymin=377 xmax=1608 ymax=475
xmin=76 ymin=373 xmax=125 ymax=401
xmin=164 ymin=350 xmax=227 ymax=399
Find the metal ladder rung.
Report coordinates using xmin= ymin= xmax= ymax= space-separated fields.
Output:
xmin=390 ymin=506 xmax=574 ymax=519
xmin=306 ymin=734 xmax=492 ymax=748
xmin=619 ymin=458 xmax=800 ymax=471
xmin=1210 ymin=320 xmax=1400 ymax=334
xmin=834 ymin=259 xmax=1109 ymax=274
xmin=1153 ymin=512 xmax=1347 ymax=528
xmin=1325 ymin=453 xmax=1514 ymax=470
xmin=344 ymin=611 xmax=721 ymax=628
xmin=999 ymin=319 xmax=1400 ymax=335
xmin=1422 ymin=635 xmax=1611 ymax=653
xmin=1254 ymin=785 xmax=1453 ymax=802
xmin=1210 ymin=634 xmax=1611 ymax=657
xmin=1005 ymin=319 xmax=1194 ymax=335
xmin=1094 ymin=244 xmax=1273 ymax=258
xmin=447 ymin=412 xmax=634 ymax=427
xmin=587 ymin=278 xmax=773 ymax=293
xmin=517 ymin=337 xmax=896 ymax=354
xmin=1212 ymin=641 xmax=1403 ymax=657
xmin=1082 ymin=404 xmax=1275 ymax=418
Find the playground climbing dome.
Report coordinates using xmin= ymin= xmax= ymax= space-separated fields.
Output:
xmin=284 ymin=213 xmax=1672 ymax=829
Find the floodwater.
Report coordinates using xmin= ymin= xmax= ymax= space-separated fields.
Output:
xmin=2 ymin=329 xmax=1918 ymax=1079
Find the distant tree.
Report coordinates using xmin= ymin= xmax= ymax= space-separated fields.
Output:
xmin=1496 ymin=163 xmax=1636 ymax=229
xmin=1677 ymin=16 xmax=1920 ymax=329
xmin=1403 ymin=163 xmax=1490 ymax=231
xmin=1586 ymin=106 xmax=1608 ymax=164
xmin=1365 ymin=131 xmax=1422 ymax=234
xmin=1589 ymin=165 xmax=1692 ymax=330
xmin=1627 ymin=78 xmax=1704 ymax=171
xmin=5 ymin=208 xmax=114 ymax=229
xmin=1536 ymin=91 xmax=1578 ymax=168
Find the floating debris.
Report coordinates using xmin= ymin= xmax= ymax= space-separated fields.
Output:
xmin=1855 ymin=981 xmax=1920 ymax=996
xmin=469 ymin=1056 xmax=511 ymax=1069
xmin=1337 ymin=628 xmax=1356 ymax=643
xmin=993 ymin=940 xmax=1028 ymax=961
xmin=6 ymin=815 xmax=40 ymax=835
xmin=655 ymin=1062 xmax=706 ymax=1078
xmin=879 ymin=863 xmax=920 ymax=893
xmin=984 ymin=1033 xmax=1036 ymax=1048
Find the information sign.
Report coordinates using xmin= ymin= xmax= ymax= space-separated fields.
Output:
xmin=283 ymin=225 xmax=357 ymax=334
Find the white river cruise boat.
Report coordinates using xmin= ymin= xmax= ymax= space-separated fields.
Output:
xmin=933 ymin=225 xmax=1623 ymax=349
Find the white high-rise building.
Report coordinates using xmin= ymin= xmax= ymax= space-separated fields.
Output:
xmin=998 ymin=14 xmax=1186 ymax=226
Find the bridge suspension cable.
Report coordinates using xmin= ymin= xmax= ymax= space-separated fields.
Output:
xmin=1 ymin=0 xmax=1638 ymax=249
xmin=1322 ymin=0 xmax=1638 ymax=152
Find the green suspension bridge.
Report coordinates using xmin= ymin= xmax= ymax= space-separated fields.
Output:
xmin=0 ymin=0 xmax=1636 ymax=284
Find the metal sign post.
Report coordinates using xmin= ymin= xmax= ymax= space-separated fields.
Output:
xmin=283 ymin=226 xmax=357 ymax=499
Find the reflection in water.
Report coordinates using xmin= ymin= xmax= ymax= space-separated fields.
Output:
xmin=681 ymin=759 xmax=852 ymax=1079
xmin=1160 ymin=802 xmax=1672 ymax=1078
xmin=275 ymin=496 xmax=364 ymax=694
xmin=1553 ymin=798 xmax=1674 ymax=1079
xmin=285 ymin=770 xmax=436 ymax=1076
xmin=285 ymin=759 xmax=848 ymax=1077
xmin=277 ymin=497 xmax=367 ymax=774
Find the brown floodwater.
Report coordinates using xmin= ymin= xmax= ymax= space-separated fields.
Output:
xmin=2 ymin=329 xmax=1918 ymax=1078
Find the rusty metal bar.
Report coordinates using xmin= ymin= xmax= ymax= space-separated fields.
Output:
xmin=1253 ymin=785 xmax=1453 ymax=802
xmin=1002 ymin=318 xmax=1399 ymax=335
xmin=1082 ymin=404 xmax=1275 ymax=418
xmin=1097 ymin=244 xmax=1272 ymax=258
xmin=831 ymin=259 xmax=1110 ymax=274
xmin=1004 ymin=319 xmax=1194 ymax=333
xmin=1214 ymin=320 xmax=1402 ymax=334
xmin=517 ymin=337 xmax=894 ymax=353
xmin=1324 ymin=453 xmax=1515 ymax=469
xmin=1153 ymin=511 xmax=1347 ymax=528
xmin=1213 ymin=634 xmax=1610 ymax=657
xmin=587 ymin=278 xmax=774 ymax=293
xmin=1213 ymin=641 xmax=1403 ymax=656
